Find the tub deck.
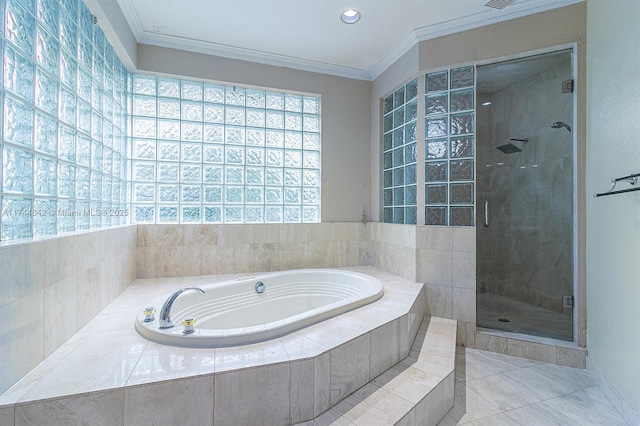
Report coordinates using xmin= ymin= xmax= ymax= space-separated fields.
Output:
xmin=0 ymin=266 xmax=455 ymax=425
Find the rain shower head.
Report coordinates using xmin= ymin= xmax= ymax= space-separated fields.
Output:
xmin=496 ymin=138 xmax=528 ymax=154
xmin=551 ymin=121 xmax=572 ymax=132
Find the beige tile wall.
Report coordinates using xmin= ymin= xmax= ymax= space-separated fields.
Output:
xmin=136 ymin=223 xmax=369 ymax=278
xmin=0 ymin=225 xmax=137 ymax=394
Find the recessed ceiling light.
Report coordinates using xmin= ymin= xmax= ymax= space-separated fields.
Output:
xmin=341 ymin=9 xmax=361 ymax=24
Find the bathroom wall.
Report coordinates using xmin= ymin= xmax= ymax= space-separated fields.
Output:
xmin=477 ymin=58 xmax=573 ymax=314
xmin=586 ymin=0 xmax=640 ymax=418
xmin=137 ymin=223 xmax=369 ymax=278
xmin=0 ymin=225 xmax=137 ymax=394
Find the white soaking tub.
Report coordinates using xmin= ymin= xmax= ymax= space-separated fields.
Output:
xmin=135 ymin=269 xmax=384 ymax=347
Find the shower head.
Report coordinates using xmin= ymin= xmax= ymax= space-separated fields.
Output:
xmin=551 ymin=121 xmax=571 ymax=132
xmin=496 ymin=138 xmax=528 ymax=154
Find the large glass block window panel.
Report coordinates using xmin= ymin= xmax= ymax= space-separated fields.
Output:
xmin=382 ymin=79 xmax=418 ymax=224
xmin=425 ymin=66 xmax=475 ymax=226
xmin=0 ymin=0 xmax=129 ymax=241
xmin=130 ymin=76 xmax=321 ymax=223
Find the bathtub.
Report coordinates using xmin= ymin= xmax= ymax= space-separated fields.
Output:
xmin=135 ymin=269 xmax=384 ymax=347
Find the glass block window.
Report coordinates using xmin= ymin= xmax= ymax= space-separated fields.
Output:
xmin=129 ymin=76 xmax=321 ymax=224
xmin=425 ymin=66 xmax=475 ymax=226
xmin=382 ymin=79 xmax=418 ymax=224
xmin=0 ymin=0 xmax=129 ymax=241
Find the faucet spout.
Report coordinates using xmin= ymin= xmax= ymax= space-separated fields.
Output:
xmin=159 ymin=287 xmax=205 ymax=329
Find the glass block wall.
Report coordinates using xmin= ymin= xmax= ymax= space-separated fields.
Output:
xmin=129 ymin=75 xmax=321 ymax=224
xmin=424 ymin=66 xmax=475 ymax=226
xmin=0 ymin=0 xmax=129 ymax=240
xmin=382 ymin=78 xmax=418 ymax=224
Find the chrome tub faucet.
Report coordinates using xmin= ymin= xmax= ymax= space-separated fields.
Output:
xmin=159 ymin=287 xmax=205 ymax=329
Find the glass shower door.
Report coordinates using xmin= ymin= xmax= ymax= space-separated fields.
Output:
xmin=475 ymin=50 xmax=574 ymax=341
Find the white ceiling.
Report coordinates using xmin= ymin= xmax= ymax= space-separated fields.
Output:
xmin=116 ymin=0 xmax=582 ymax=80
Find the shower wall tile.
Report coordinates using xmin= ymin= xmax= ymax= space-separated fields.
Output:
xmin=16 ymin=389 xmax=124 ymax=426
xmin=124 ymin=376 xmax=214 ymax=426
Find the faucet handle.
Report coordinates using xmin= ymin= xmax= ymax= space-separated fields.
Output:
xmin=143 ymin=307 xmax=156 ymax=322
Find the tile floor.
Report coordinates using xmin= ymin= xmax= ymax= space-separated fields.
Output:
xmin=476 ymin=293 xmax=572 ymax=342
xmin=438 ymin=347 xmax=627 ymax=425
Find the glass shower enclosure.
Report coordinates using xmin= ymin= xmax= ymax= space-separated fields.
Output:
xmin=475 ymin=50 xmax=574 ymax=341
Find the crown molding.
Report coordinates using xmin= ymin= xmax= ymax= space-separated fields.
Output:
xmin=371 ymin=0 xmax=583 ymax=80
xmin=117 ymin=0 xmax=583 ymax=82
xmin=137 ymin=33 xmax=373 ymax=81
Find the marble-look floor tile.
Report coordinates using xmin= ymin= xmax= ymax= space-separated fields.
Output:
xmin=504 ymin=401 xmax=582 ymax=425
xmin=498 ymin=367 xmax=581 ymax=401
xmin=529 ymin=362 xmax=595 ymax=392
xmin=461 ymin=412 xmax=521 ymax=425
xmin=542 ymin=387 xmax=627 ymax=426
xmin=465 ymin=372 xmax=540 ymax=412
xmin=445 ymin=382 xmax=502 ymax=424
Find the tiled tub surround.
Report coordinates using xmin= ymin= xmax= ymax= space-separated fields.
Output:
xmin=0 ymin=225 xmax=137 ymax=395
xmin=137 ymin=223 xmax=370 ymax=278
xmin=0 ymin=267 xmax=458 ymax=425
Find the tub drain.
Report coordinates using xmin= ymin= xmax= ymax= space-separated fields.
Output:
xmin=498 ymin=318 xmax=510 ymax=323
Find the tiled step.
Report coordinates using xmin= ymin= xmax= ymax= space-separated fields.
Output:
xmin=304 ymin=316 xmax=457 ymax=426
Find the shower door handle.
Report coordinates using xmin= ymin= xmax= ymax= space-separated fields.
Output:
xmin=484 ymin=200 xmax=489 ymax=227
